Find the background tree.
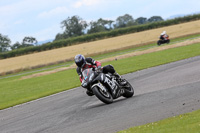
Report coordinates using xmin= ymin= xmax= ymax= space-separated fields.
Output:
xmin=60 ymin=15 xmax=87 ymax=38
xmin=54 ymin=33 xmax=68 ymax=41
xmin=21 ymin=36 xmax=37 ymax=47
xmin=87 ymin=18 xmax=114 ymax=34
xmin=11 ymin=42 xmax=21 ymax=50
xmin=148 ymin=16 xmax=164 ymax=22
xmin=135 ymin=17 xmax=148 ymax=24
xmin=10 ymin=37 xmax=37 ymax=50
xmin=105 ymin=20 xmax=114 ymax=30
xmin=114 ymin=14 xmax=135 ymax=28
xmin=96 ymin=18 xmax=114 ymax=30
xmin=87 ymin=21 xmax=105 ymax=34
xmin=0 ymin=33 xmax=11 ymax=52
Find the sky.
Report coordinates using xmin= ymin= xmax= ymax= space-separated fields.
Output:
xmin=1 ymin=0 xmax=200 ymax=44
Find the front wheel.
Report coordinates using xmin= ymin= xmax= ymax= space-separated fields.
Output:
xmin=92 ymin=85 xmax=113 ymax=104
xmin=166 ymin=39 xmax=170 ymax=44
xmin=122 ymin=79 xmax=134 ymax=98
xmin=157 ymin=40 xmax=162 ymax=46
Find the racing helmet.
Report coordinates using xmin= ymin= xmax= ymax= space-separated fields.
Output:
xmin=74 ymin=54 xmax=86 ymax=67
xmin=161 ymin=31 xmax=166 ymax=35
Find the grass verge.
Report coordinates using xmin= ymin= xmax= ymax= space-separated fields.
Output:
xmin=117 ymin=109 xmax=200 ymax=133
xmin=0 ymin=43 xmax=200 ymax=110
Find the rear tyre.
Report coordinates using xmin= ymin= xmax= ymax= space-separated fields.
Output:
xmin=92 ymin=86 xmax=113 ymax=104
xmin=122 ymin=79 xmax=134 ymax=98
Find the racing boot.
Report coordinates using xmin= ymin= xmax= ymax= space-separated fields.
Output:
xmin=86 ymin=89 xmax=94 ymax=96
xmin=113 ymin=73 xmax=127 ymax=86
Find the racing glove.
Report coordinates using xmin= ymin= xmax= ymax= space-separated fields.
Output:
xmin=96 ymin=66 xmax=102 ymax=73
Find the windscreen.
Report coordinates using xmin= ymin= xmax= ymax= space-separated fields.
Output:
xmin=82 ymin=68 xmax=93 ymax=82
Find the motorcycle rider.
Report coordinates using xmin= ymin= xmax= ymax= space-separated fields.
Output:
xmin=160 ymin=31 xmax=168 ymax=41
xmin=74 ymin=54 xmax=125 ymax=96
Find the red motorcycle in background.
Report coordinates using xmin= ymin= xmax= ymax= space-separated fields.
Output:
xmin=157 ymin=34 xmax=170 ymax=46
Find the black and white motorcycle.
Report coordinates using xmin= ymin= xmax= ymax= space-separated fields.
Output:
xmin=81 ymin=68 xmax=134 ymax=104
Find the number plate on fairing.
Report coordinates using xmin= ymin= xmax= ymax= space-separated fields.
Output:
xmin=104 ymin=77 xmax=117 ymax=94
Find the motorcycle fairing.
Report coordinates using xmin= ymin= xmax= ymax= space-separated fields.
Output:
xmin=82 ymin=68 xmax=122 ymax=99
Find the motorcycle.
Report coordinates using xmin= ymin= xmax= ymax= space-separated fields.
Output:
xmin=157 ymin=35 xmax=170 ymax=46
xmin=81 ymin=68 xmax=134 ymax=104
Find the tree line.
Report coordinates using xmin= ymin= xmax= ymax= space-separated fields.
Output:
xmin=55 ymin=14 xmax=163 ymax=40
xmin=0 ymin=35 xmax=37 ymax=52
xmin=0 ymin=14 xmax=163 ymax=52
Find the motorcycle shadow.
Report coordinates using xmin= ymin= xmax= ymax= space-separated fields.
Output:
xmin=85 ymin=96 xmax=137 ymax=109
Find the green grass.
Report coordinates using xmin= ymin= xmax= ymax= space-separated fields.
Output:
xmin=117 ymin=109 xmax=200 ymax=133
xmin=0 ymin=42 xmax=200 ymax=110
xmin=0 ymin=69 xmax=80 ymax=109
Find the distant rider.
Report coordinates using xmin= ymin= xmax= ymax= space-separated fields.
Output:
xmin=160 ymin=31 xmax=169 ymax=41
xmin=74 ymin=54 xmax=125 ymax=96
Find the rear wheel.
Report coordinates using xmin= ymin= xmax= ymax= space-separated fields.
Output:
xmin=92 ymin=85 xmax=113 ymax=104
xmin=122 ymin=79 xmax=134 ymax=98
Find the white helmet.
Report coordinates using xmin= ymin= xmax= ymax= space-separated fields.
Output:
xmin=161 ymin=31 xmax=166 ymax=35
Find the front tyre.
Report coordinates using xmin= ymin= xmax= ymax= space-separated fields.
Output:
xmin=167 ymin=39 xmax=170 ymax=44
xmin=157 ymin=40 xmax=161 ymax=46
xmin=92 ymin=86 xmax=113 ymax=104
xmin=122 ymin=79 xmax=134 ymax=98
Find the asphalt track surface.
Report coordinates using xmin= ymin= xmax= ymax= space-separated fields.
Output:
xmin=1 ymin=56 xmax=200 ymax=133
